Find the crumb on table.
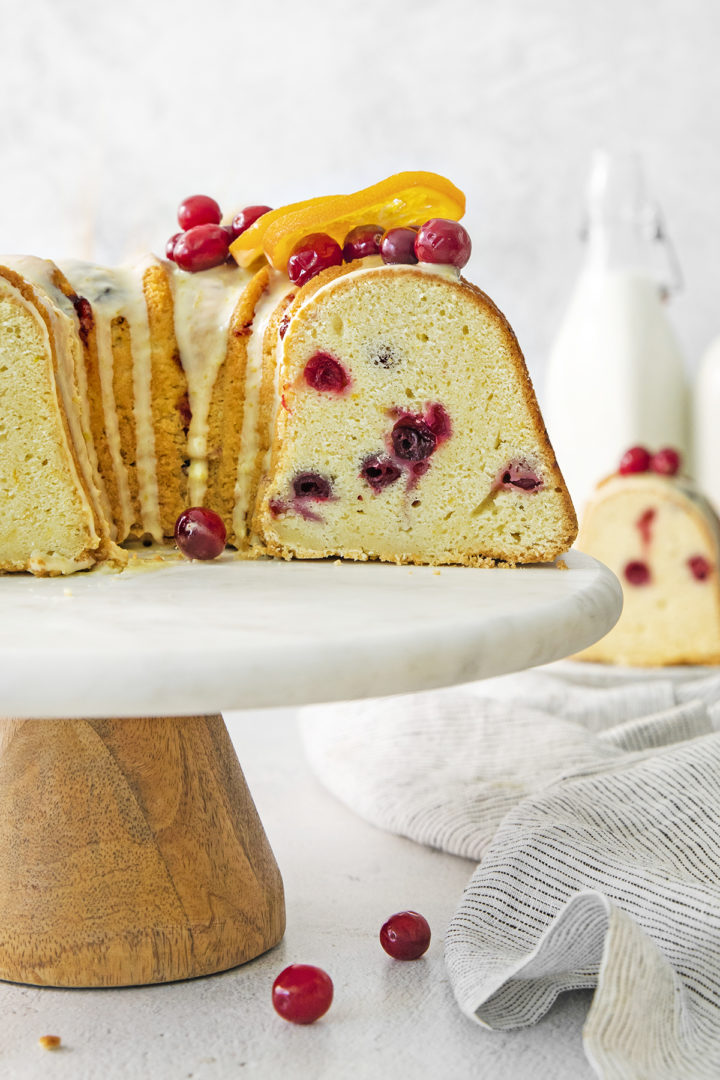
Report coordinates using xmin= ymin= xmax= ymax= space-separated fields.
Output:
xmin=555 ymin=559 xmax=569 ymax=570
xmin=38 ymin=1035 xmax=62 ymax=1050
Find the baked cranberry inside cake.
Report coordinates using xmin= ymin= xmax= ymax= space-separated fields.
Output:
xmin=497 ymin=461 xmax=543 ymax=492
xmin=689 ymin=555 xmax=713 ymax=581
xmin=360 ymin=454 xmax=402 ymax=492
xmin=636 ymin=508 xmax=656 ymax=547
xmin=625 ymin=560 xmax=651 ymax=586
xmin=303 ymin=353 xmax=350 ymax=393
xmin=391 ymin=417 xmax=437 ymax=461
xmin=292 ymin=472 xmax=333 ymax=500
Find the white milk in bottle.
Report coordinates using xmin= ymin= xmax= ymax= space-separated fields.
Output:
xmin=544 ymin=151 xmax=688 ymax=516
xmin=695 ymin=336 xmax=720 ymax=515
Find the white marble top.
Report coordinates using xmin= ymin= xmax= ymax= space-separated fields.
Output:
xmin=0 ymin=549 xmax=620 ymax=718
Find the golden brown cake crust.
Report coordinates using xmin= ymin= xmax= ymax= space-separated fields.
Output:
xmin=243 ymin=286 xmax=297 ymax=554
xmin=48 ymin=267 xmax=125 ymax=539
xmin=144 ymin=262 xmax=189 ymax=537
xmin=208 ymin=266 xmax=269 ymax=545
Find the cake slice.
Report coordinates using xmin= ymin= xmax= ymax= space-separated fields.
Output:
xmin=254 ymin=261 xmax=577 ymax=565
xmin=576 ymin=453 xmax=720 ymax=665
xmin=0 ymin=264 xmax=124 ymax=574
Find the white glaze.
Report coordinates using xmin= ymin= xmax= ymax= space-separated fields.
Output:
xmin=60 ymin=258 xmax=164 ymax=542
xmin=169 ymin=263 xmax=252 ymax=507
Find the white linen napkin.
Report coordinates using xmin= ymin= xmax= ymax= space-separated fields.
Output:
xmin=299 ymin=664 xmax=720 ymax=1080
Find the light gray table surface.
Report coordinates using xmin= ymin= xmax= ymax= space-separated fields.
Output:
xmin=0 ymin=705 xmax=595 ymax=1080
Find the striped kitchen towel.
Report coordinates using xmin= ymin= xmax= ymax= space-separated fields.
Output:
xmin=299 ymin=665 xmax=720 ymax=1080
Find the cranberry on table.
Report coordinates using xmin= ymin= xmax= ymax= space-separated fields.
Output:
xmin=650 ymin=447 xmax=681 ymax=476
xmin=619 ymin=446 xmax=651 ymax=475
xmin=230 ymin=204 xmax=273 ymax=239
xmin=380 ymin=910 xmax=431 ymax=960
xmin=272 ymin=964 xmax=333 ymax=1024
xmin=287 ymin=233 xmax=343 ymax=287
xmin=624 ymin=560 xmax=651 ymax=586
xmin=173 ymin=224 xmax=231 ymax=272
xmin=380 ymin=227 xmax=419 ymax=265
xmin=174 ymin=507 xmax=227 ymax=560
xmin=343 ymin=223 xmax=384 ymax=262
xmin=303 ymin=353 xmax=350 ymax=393
xmin=177 ymin=194 xmax=222 ymax=231
xmin=414 ymin=218 xmax=472 ymax=268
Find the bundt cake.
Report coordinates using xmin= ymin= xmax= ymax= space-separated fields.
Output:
xmin=0 ymin=173 xmax=577 ymax=575
xmin=575 ymin=448 xmax=720 ymax=665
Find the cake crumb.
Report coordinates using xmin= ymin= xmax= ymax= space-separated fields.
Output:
xmin=433 ymin=570 xmax=441 ymax=576
xmin=38 ymin=1035 xmax=61 ymax=1051
xmin=63 ymin=587 xmax=73 ymax=596
xmin=555 ymin=559 xmax=569 ymax=570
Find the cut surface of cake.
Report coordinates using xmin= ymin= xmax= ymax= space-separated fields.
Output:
xmin=576 ymin=454 xmax=720 ymax=665
xmin=0 ymin=173 xmax=578 ymax=574
xmin=256 ymin=261 xmax=577 ymax=565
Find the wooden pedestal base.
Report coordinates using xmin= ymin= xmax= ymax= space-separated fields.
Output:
xmin=0 ymin=715 xmax=285 ymax=987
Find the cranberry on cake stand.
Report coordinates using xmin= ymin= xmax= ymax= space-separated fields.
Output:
xmin=0 ymin=551 xmax=621 ymax=988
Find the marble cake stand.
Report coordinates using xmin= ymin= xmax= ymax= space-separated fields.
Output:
xmin=0 ymin=549 xmax=621 ymax=988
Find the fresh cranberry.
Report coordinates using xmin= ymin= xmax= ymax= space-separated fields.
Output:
xmin=650 ymin=447 xmax=681 ymax=476
xmin=624 ymin=560 xmax=651 ymax=586
xmin=380 ymin=228 xmax=419 ymax=265
xmin=497 ymin=461 xmax=543 ymax=492
xmin=303 ymin=353 xmax=350 ymax=393
xmin=173 ymin=224 xmax=231 ymax=272
xmin=391 ymin=417 xmax=437 ymax=461
xmin=414 ymin=219 xmax=471 ymax=268
xmin=619 ymin=446 xmax=651 ymax=474
xmin=689 ymin=555 xmax=713 ymax=581
xmin=166 ymin=231 xmax=184 ymax=262
xmin=177 ymin=195 xmax=222 ymax=231
xmin=287 ymin=233 xmax=343 ymax=287
xmin=380 ymin=911 xmax=431 ymax=961
xmin=292 ymin=472 xmax=332 ymax=500
xmin=272 ymin=964 xmax=333 ymax=1025
xmin=360 ymin=454 xmax=402 ymax=492
xmin=174 ymin=507 xmax=227 ymax=560
xmin=343 ymin=223 xmax=383 ymax=262
xmin=229 ymin=204 xmax=273 ymax=239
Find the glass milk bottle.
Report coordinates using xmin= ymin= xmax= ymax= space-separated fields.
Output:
xmin=544 ymin=151 xmax=688 ymax=517
xmin=695 ymin=337 xmax=720 ymax=515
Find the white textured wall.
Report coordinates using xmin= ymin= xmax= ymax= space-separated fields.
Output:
xmin=2 ymin=0 xmax=719 ymax=386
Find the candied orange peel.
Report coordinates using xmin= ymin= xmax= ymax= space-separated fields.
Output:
xmin=229 ymin=172 xmax=465 ymax=271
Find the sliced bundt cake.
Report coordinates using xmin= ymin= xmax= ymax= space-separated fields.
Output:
xmin=255 ymin=261 xmax=577 ymax=565
xmin=0 ymin=263 xmax=124 ymax=573
xmin=0 ymin=173 xmax=579 ymax=574
xmin=576 ymin=450 xmax=720 ymax=665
